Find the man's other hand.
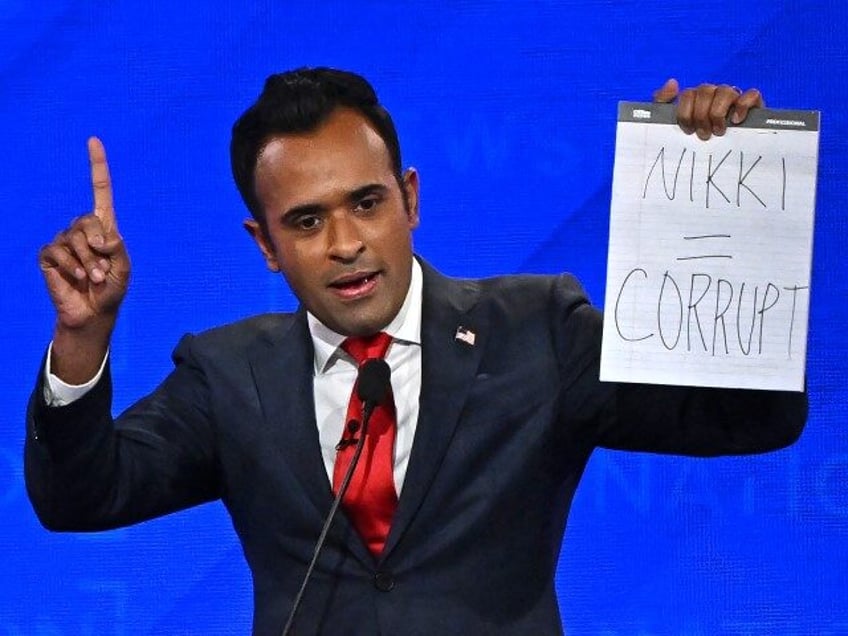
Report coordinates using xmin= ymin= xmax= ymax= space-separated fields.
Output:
xmin=38 ymin=137 xmax=130 ymax=383
xmin=653 ymin=78 xmax=765 ymax=140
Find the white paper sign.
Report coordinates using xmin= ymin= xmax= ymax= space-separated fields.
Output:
xmin=600 ymin=102 xmax=819 ymax=391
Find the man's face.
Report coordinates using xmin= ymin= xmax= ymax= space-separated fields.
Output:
xmin=245 ymin=108 xmax=419 ymax=337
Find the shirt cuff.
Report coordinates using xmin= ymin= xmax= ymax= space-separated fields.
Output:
xmin=43 ymin=342 xmax=109 ymax=407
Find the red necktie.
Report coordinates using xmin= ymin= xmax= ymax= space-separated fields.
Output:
xmin=332 ymin=332 xmax=398 ymax=556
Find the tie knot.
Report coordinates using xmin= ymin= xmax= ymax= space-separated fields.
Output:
xmin=341 ymin=332 xmax=392 ymax=365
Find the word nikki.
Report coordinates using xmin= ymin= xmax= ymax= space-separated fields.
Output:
xmin=641 ymin=146 xmax=788 ymax=211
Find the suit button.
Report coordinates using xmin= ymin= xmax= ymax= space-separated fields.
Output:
xmin=374 ymin=571 xmax=394 ymax=592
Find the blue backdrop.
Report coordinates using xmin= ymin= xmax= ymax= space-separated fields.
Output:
xmin=3 ymin=1 xmax=846 ymax=634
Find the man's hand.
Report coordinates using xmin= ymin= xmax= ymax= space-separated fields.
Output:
xmin=38 ymin=137 xmax=130 ymax=383
xmin=653 ymin=78 xmax=765 ymax=140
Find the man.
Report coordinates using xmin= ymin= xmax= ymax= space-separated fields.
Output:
xmin=27 ymin=68 xmax=806 ymax=635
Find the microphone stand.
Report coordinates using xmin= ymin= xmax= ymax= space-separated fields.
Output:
xmin=280 ymin=402 xmax=377 ymax=636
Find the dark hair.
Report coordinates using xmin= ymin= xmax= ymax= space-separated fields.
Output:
xmin=230 ymin=67 xmax=403 ymax=223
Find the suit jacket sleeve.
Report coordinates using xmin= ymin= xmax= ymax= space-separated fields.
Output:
xmin=548 ymin=273 xmax=807 ymax=456
xmin=25 ymin=334 xmax=220 ymax=531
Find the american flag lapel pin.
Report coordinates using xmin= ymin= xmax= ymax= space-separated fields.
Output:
xmin=454 ymin=325 xmax=476 ymax=346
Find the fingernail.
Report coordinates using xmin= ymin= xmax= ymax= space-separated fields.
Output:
xmin=730 ymin=111 xmax=743 ymax=124
xmin=91 ymin=268 xmax=104 ymax=282
xmin=93 ymin=235 xmax=105 ymax=247
xmin=98 ymin=258 xmax=110 ymax=271
xmin=74 ymin=267 xmax=86 ymax=280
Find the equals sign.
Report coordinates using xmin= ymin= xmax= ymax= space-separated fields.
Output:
xmin=677 ymin=234 xmax=733 ymax=261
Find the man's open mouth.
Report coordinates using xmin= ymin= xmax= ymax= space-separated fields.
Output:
xmin=329 ymin=272 xmax=379 ymax=298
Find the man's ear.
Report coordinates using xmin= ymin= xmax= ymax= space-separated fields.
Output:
xmin=243 ymin=219 xmax=281 ymax=272
xmin=402 ymin=168 xmax=420 ymax=229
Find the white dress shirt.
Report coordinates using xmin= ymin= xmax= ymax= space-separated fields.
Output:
xmin=308 ymin=260 xmax=422 ymax=494
xmin=44 ymin=260 xmax=424 ymax=495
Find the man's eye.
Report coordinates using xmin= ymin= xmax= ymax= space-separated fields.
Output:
xmin=355 ymin=197 xmax=380 ymax=213
xmin=295 ymin=215 xmax=321 ymax=230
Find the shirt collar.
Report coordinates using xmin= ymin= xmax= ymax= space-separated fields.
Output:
xmin=308 ymin=259 xmax=423 ymax=374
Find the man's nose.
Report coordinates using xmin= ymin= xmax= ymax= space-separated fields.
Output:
xmin=327 ymin=211 xmax=365 ymax=261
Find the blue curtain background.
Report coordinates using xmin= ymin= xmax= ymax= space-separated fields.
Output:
xmin=2 ymin=1 xmax=845 ymax=634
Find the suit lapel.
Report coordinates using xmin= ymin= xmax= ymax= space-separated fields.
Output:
xmin=382 ymin=261 xmax=485 ymax=558
xmin=246 ymin=262 xmax=487 ymax=566
xmin=247 ymin=312 xmax=328 ymax=515
xmin=247 ymin=311 xmax=374 ymax=566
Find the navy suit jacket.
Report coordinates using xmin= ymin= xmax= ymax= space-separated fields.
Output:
xmin=25 ymin=260 xmax=806 ymax=635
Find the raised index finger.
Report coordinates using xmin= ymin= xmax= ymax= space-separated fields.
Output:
xmin=88 ymin=136 xmax=117 ymax=233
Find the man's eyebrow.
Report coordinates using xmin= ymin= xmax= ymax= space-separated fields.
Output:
xmin=347 ymin=183 xmax=389 ymax=203
xmin=280 ymin=202 xmax=325 ymax=223
xmin=280 ymin=183 xmax=391 ymax=222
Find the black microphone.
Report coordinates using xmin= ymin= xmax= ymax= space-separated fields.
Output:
xmin=335 ymin=420 xmax=361 ymax=450
xmin=357 ymin=358 xmax=391 ymax=417
xmin=281 ymin=357 xmax=392 ymax=636
xmin=335 ymin=360 xmax=390 ymax=450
